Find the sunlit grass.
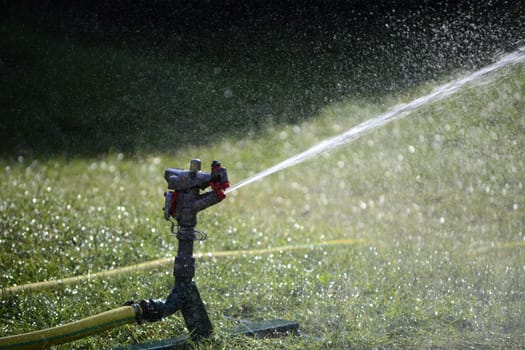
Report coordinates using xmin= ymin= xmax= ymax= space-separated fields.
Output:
xmin=1 ymin=63 xmax=524 ymax=348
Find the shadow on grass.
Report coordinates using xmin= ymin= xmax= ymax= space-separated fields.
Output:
xmin=1 ymin=1 xmax=523 ymax=157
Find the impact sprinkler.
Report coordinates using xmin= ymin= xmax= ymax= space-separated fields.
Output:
xmin=126 ymin=159 xmax=230 ymax=340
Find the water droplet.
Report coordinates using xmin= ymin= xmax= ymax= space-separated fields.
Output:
xmin=223 ymin=89 xmax=233 ymax=98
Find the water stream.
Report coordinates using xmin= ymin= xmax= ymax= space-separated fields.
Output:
xmin=226 ymin=48 xmax=525 ymax=194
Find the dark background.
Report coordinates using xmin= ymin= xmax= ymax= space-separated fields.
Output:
xmin=1 ymin=1 xmax=524 ymax=156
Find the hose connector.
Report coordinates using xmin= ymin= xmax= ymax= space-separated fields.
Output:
xmin=124 ymin=300 xmax=144 ymax=324
xmin=125 ymin=300 xmax=162 ymax=324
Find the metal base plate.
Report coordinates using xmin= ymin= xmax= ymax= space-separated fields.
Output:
xmin=116 ymin=319 xmax=299 ymax=350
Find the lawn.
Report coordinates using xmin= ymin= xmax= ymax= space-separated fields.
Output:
xmin=1 ymin=2 xmax=524 ymax=349
xmin=1 ymin=62 xmax=524 ymax=348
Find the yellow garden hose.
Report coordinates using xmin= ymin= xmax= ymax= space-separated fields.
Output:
xmin=0 ymin=306 xmax=138 ymax=350
xmin=2 ymin=238 xmax=523 ymax=295
xmin=2 ymin=239 xmax=366 ymax=295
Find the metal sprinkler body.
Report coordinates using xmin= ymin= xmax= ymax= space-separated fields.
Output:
xmin=130 ymin=159 xmax=229 ymax=340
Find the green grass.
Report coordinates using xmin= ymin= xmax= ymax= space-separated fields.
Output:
xmin=1 ymin=62 xmax=524 ymax=348
xmin=1 ymin=3 xmax=524 ymax=348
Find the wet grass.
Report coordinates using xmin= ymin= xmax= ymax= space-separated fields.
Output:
xmin=1 ymin=63 xmax=524 ymax=348
xmin=1 ymin=2 xmax=524 ymax=348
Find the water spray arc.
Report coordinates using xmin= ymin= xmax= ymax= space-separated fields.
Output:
xmin=226 ymin=48 xmax=525 ymax=194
